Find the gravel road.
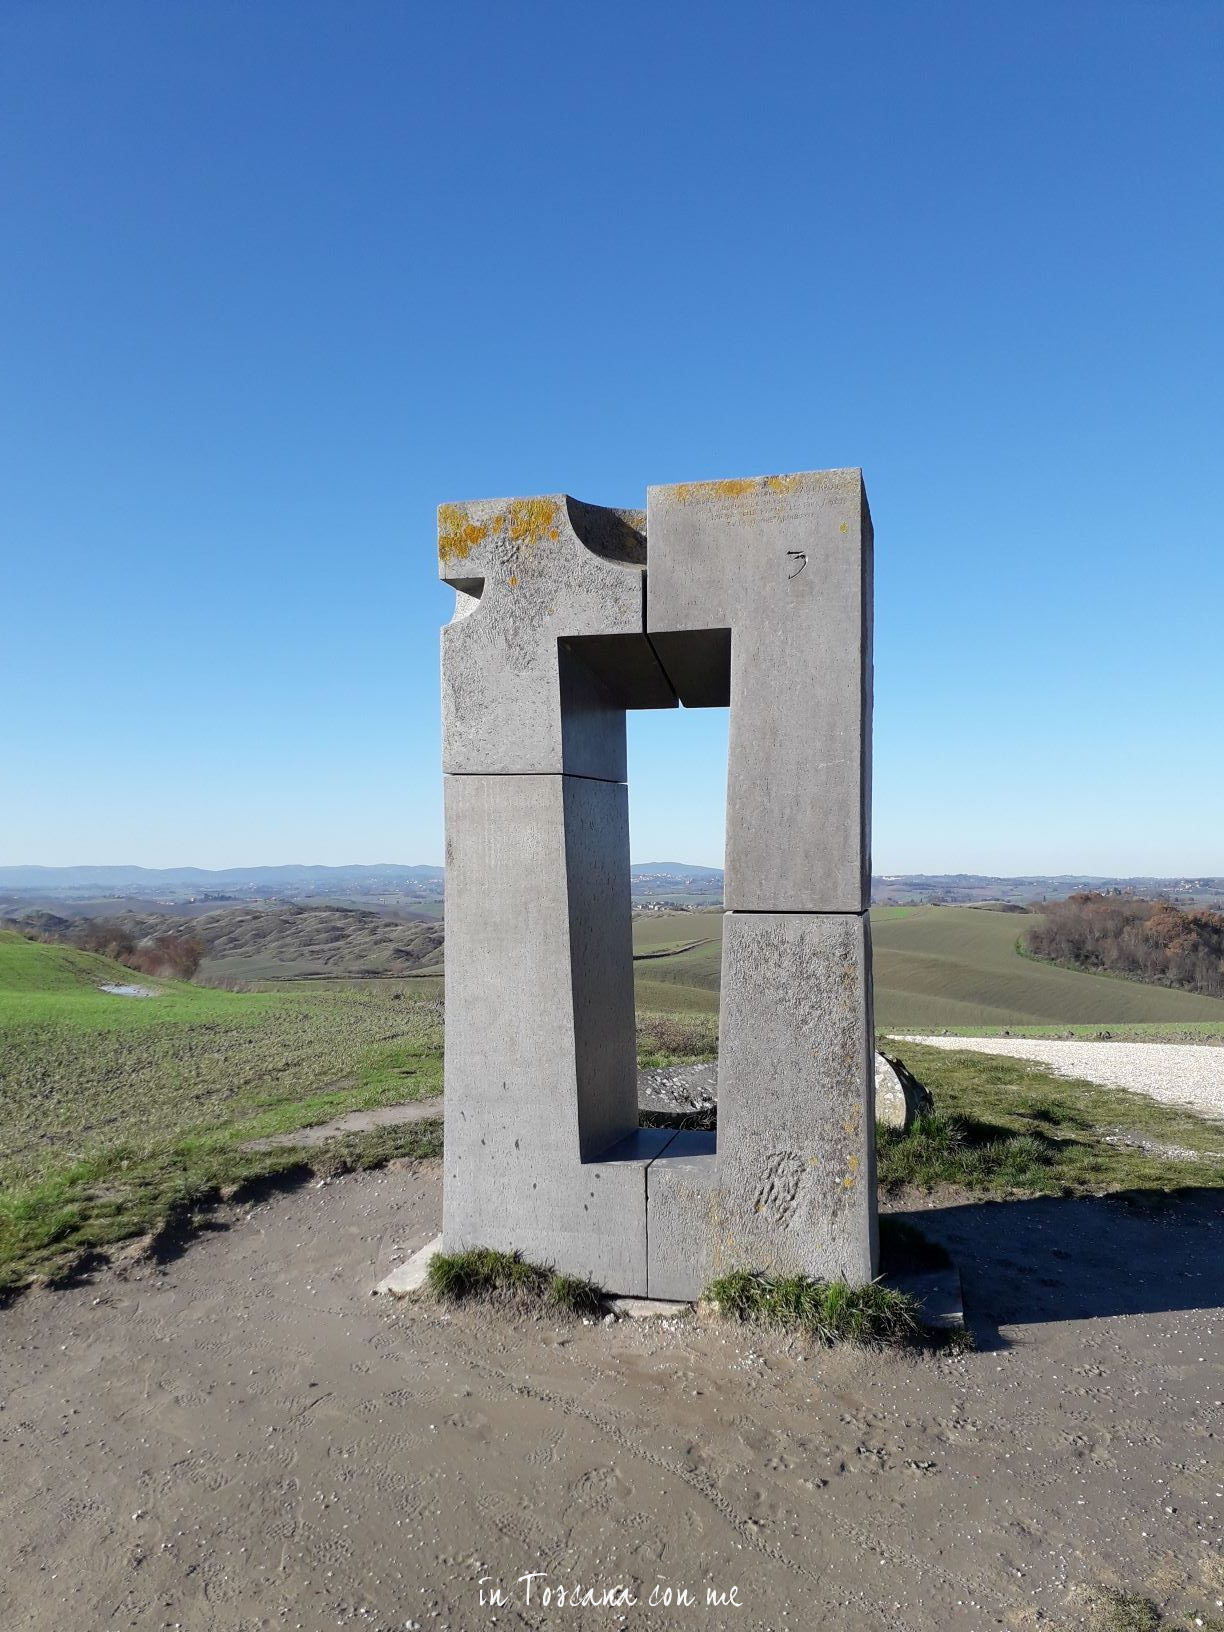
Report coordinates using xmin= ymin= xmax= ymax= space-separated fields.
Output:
xmin=893 ymin=1036 xmax=1224 ymax=1121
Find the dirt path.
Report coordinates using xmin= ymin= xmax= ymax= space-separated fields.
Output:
xmin=241 ymin=1099 xmax=442 ymax=1150
xmin=1 ymin=1164 xmax=1221 ymax=1631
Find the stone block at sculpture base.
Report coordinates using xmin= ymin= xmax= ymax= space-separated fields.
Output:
xmin=645 ymin=1134 xmax=718 ymax=1302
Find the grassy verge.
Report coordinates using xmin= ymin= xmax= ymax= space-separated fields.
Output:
xmin=426 ymin=1247 xmax=603 ymax=1316
xmin=0 ymin=1119 xmax=442 ymax=1295
xmin=703 ymin=1270 xmax=921 ymax=1347
xmin=878 ymin=1042 xmax=1224 ymax=1195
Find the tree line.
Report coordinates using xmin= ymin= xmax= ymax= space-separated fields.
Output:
xmin=1023 ymin=893 xmax=1224 ymax=998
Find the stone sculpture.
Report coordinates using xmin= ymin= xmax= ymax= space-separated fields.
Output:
xmin=439 ymin=471 xmax=875 ymax=1300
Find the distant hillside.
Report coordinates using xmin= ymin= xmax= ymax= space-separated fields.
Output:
xmin=630 ymin=906 xmax=1224 ymax=1030
xmin=169 ymin=905 xmax=443 ymax=983
xmin=15 ymin=905 xmax=447 ymax=984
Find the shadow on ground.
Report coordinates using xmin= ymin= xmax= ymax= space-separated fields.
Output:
xmin=896 ymin=1186 xmax=1224 ymax=1348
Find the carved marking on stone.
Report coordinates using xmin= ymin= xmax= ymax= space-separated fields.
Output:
xmin=752 ymin=1150 xmax=806 ymax=1225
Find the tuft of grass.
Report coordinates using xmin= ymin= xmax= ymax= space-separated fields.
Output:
xmin=426 ymin=1247 xmax=605 ymax=1317
xmin=1090 ymin=1591 xmax=1162 ymax=1632
xmin=547 ymin=1272 xmax=604 ymax=1315
xmin=877 ymin=1111 xmax=1060 ymax=1192
xmin=703 ymin=1269 xmax=921 ymax=1348
xmin=427 ymin=1246 xmax=549 ymax=1301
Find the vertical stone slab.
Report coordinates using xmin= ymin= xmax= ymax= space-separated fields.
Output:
xmin=442 ymin=772 xmax=650 ymax=1291
xmin=646 ymin=469 xmax=873 ymax=913
xmin=715 ymin=911 xmax=877 ymax=1282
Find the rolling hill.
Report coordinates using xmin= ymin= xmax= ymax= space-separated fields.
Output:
xmin=8 ymin=905 xmax=448 ymax=984
xmin=632 ymin=906 xmax=1224 ymax=1030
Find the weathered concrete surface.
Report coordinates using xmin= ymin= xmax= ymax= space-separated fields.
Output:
xmin=646 ymin=914 xmax=876 ymax=1298
xmin=606 ymin=1295 xmax=691 ymax=1320
xmin=889 ymin=1264 xmax=965 ymax=1332
xmin=716 ymin=911 xmax=876 ymax=1283
xmin=442 ymin=771 xmax=652 ymax=1291
xmin=646 ymin=469 xmax=873 ymax=912
xmin=645 ymin=1132 xmax=718 ymax=1301
xmin=439 ymin=494 xmax=675 ymax=778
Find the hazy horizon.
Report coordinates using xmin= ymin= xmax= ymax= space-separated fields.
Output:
xmin=2 ymin=859 xmax=1220 ymax=882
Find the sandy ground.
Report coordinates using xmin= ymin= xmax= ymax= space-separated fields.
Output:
xmin=893 ymin=1037 xmax=1224 ymax=1121
xmin=1 ymin=1163 xmax=1222 ymax=1632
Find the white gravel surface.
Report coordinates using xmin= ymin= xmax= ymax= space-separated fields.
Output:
xmin=893 ymin=1035 xmax=1224 ymax=1122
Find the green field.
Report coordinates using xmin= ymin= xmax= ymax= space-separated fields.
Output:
xmin=633 ymin=905 xmax=1224 ymax=1032
xmin=873 ymin=906 xmax=1224 ymax=1029
xmin=633 ymin=909 xmax=724 ymax=1013
xmin=0 ymin=932 xmax=444 ymax=1290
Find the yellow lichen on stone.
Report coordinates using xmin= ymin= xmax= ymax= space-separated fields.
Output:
xmin=667 ymin=477 xmax=758 ymax=505
xmin=665 ymin=473 xmax=806 ymax=505
xmin=438 ymin=503 xmax=490 ymax=563
xmin=507 ymin=496 xmax=561 ymax=546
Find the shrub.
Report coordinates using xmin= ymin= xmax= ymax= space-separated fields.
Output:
xmin=1025 ymin=893 xmax=1224 ymax=998
xmin=636 ymin=1011 xmax=718 ymax=1064
xmin=127 ymin=934 xmax=205 ymax=981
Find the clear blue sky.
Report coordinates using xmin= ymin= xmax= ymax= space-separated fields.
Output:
xmin=2 ymin=1 xmax=1220 ymax=875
